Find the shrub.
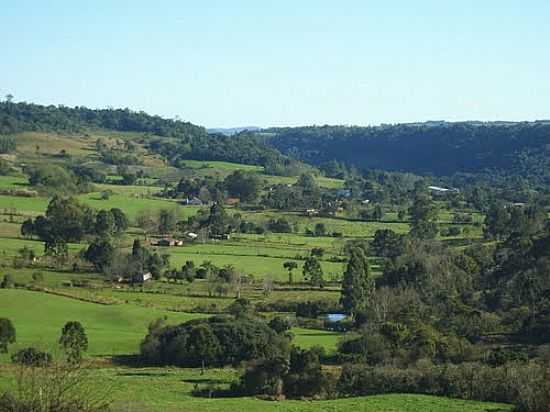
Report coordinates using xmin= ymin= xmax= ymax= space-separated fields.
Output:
xmin=11 ymin=347 xmax=52 ymax=367
xmin=337 ymin=361 xmax=550 ymax=411
xmin=140 ymin=316 xmax=290 ymax=367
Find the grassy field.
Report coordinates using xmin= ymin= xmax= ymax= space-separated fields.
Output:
xmin=0 ymin=288 xmax=342 ymax=357
xmin=77 ymin=192 xmax=203 ymax=221
xmin=15 ymin=131 xmax=95 ymax=157
xmin=178 ymin=159 xmax=345 ymax=189
xmin=292 ymin=327 xmax=341 ymax=352
xmin=0 ymin=365 xmax=513 ymax=412
xmin=166 ymin=247 xmax=345 ymax=282
xmin=237 ymin=210 xmax=411 ymax=238
xmin=0 ymin=187 xmax=204 ymax=221
xmin=0 ymin=289 xmax=203 ymax=357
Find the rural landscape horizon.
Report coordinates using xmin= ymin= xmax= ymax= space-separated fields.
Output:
xmin=1 ymin=2 xmax=550 ymax=412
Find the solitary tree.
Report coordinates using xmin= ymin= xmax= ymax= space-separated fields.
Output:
xmin=283 ymin=261 xmax=298 ymax=284
xmin=158 ymin=208 xmax=178 ymax=234
xmin=59 ymin=321 xmax=88 ymax=364
xmin=207 ymin=203 xmax=229 ymax=237
xmin=0 ymin=318 xmax=16 ymax=353
xmin=340 ymin=247 xmax=374 ymax=318
xmin=303 ymin=257 xmax=324 ymax=288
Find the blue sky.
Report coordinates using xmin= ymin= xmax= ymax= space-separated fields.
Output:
xmin=1 ymin=1 xmax=549 ymax=127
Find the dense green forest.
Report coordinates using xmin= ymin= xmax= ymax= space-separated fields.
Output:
xmin=0 ymin=100 xmax=206 ymax=138
xmin=263 ymin=122 xmax=550 ymax=182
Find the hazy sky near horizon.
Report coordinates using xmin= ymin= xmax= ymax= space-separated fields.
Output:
xmin=1 ymin=1 xmax=549 ymax=128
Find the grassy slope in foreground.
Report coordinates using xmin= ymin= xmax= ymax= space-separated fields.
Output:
xmin=0 ymin=366 xmax=513 ymax=412
xmin=99 ymin=373 xmax=516 ymax=412
xmin=0 ymin=289 xmax=202 ymax=357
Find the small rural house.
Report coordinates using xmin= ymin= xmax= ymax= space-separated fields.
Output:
xmin=304 ymin=208 xmax=319 ymax=217
xmin=210 ymin=233 xmax=231 ymax=240
xmin=156 ymin=238 xmax=184 ymax=247
xmin=181 ymin=197 xmax=204 ymax=206
xmin=428 ymin=186 xmax=460 ymax=194
xmin=133 ymin=272 xmax=152 ymax=283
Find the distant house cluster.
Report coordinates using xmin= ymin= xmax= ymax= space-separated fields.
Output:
xmin=180 ymin=197 xmax=203 ymax=206
xmin=155 ymin=238 xmax=184 ymax=247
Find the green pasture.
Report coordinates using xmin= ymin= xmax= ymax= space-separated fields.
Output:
xmin=166 ymin=248 xmax=345 ymax=282
xmin=0 ymin=194 xmax=49 ymax=215
xmin=0 ymin=236 xmax=83 ymax=257
xmin=181 ymin=159 xmax=263 ymax=174
xmin=1 ymin=267 xmax=99 ymax=288
xmin=0 ymin=175 xmax=28 ymax=189
xmin=292 ymin=327 xmax=341 ymax=352
xmin=77 ymin=192 xmax=203 ymax=221
xmin=164 ymin=241 xmax=337 ymax=260
xmin=0 ymin=289 xmax=203 ymax=357
xmin=0 ymin=366 xmax=514 ymax=412
xmin=178 ymin=159 xmax=345 ymax=189
xmin=238 ymin=210 xmax=410 ymax=237
xmin=0 ymin=190 xmax=204 ymax=222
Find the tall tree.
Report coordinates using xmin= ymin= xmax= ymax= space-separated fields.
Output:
xmin=207 ymin=203 xmax=229 ymax=236
xmin=340 ymin=247 xmax=374 ymax=317
xmin=283 ymin=261 xmax=298 ymax=284
xmin=158 ymin=208 xmax=178 ymax=234
xmin=59 ymin=321 xmax=88 ymax=364
xmin=303 ymin=257 xmax=324 ymax=288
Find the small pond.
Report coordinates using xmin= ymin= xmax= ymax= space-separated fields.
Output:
xmin=325 ymin=313 xmax=347 ymax=322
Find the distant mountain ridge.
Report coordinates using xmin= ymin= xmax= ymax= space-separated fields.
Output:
xmin=3 ymin=100 xmax=550 ymax=182
xmin=261 ymin=121 xmax=550 ymax=181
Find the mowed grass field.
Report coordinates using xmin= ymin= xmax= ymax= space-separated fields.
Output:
xmin=0 ymin=289 xmax=203 ymax=357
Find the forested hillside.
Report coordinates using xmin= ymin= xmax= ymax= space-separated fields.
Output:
xmin=0 ymin=100 xmax=206 ymax=137
xmin=264 ymin=122 xmax=550 ymax=181
xmin=0 ymin=101 xmax=306 ymax=174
